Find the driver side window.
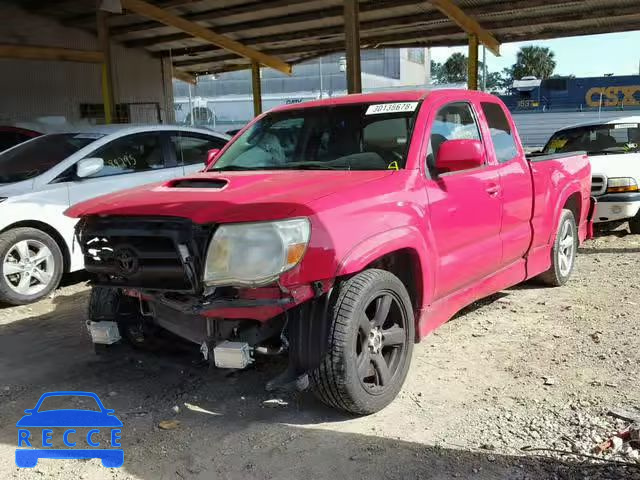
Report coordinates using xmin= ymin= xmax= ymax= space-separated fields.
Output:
xmin=427 ymin=102 xmax=481 ymax=175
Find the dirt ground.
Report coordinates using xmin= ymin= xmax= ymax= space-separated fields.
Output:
xmin=1 ymin=232 xmax=639 ymax=480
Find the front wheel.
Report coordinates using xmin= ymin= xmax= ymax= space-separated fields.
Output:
xmin=538 ymin=209 xmax=578 ymax=287
xmin=310 ymin=269 xmax=415 ymax=415
xmin=0 ymin=228 xmax=63 ymax=305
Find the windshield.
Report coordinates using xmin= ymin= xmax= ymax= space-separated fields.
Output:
xmin=543 ymin=122 xmax=640 ymax=155
xmin=0 ymin=133 xmax=100 ymax=183
xmin=210 ymin=102 xmax=420 ymax=171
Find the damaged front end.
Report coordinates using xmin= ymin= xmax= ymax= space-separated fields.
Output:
xmin=76 ymin=215 xmax=332 ymax=385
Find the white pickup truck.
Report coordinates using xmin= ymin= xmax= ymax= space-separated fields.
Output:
xmin=543 ymin=117 xmax=640 ymax=233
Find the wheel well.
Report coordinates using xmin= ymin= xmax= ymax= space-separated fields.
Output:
xmin=1 ymin=221 xmax=70 ymax=272
xmin=564 ymin=192 xmax=581 ymax=223
xmin=365 ymin=249 xmax=423 ymax=316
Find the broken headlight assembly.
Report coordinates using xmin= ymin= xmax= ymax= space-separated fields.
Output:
xmin=203 ymin=218 xmax=310 ymax=287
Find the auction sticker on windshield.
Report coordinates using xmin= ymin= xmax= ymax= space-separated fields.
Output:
xmin=366 ymin=102 xmax=418 ymax=115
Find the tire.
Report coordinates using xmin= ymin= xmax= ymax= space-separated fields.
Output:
xmin=538 ymin=209 xmax=578 ymax=287
xmin=0 ymin=228 xmax=64 ymax=305
xmin=88 ymin=286 xmax=176 ymax=353
xmin=310 ymin=269 xmax=415 ymax=415
xmin=629 ymin=213 xmax=640 ymax=235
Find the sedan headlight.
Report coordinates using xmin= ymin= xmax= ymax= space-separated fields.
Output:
xmin=203 ymin=218 xmax=310 ymax=287
xmin=606 ymin=177 xmax=639 ymax=193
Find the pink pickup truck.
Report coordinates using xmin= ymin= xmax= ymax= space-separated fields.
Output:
xmin=68 ymin=90 xmax=593 ymax=415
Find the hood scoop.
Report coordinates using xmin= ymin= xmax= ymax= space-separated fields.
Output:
xmin=168 ymin=178 xmax=228 ymax=189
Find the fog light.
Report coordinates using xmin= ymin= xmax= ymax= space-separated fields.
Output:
xmin=612 ymin=205 xmax=623 ymax=214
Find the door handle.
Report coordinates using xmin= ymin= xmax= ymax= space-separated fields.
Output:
xmin=486 ymin=184 xmax=501 ymax=196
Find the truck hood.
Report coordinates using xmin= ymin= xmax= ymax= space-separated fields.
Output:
xmin=589 ymin=152 xmax=640 ymax=179
xmin=66 ymin=170 xmax=392 ymax=224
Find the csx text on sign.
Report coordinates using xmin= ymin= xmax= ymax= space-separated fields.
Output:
xmin=586 ymin=86 xmax=640 ymax=107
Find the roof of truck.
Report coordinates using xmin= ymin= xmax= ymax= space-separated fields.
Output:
xmin=558 ymin=116 xmax=640 ymax=131
xmin=270 ymin=89 xmax=499 ymax=112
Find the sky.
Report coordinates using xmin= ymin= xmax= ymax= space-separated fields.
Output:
xmin=430 ymin=31 xmax=640 ymax=78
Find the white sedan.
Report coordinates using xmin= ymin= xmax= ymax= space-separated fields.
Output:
xmin=0 ymin=125 xmax=229 ymax=305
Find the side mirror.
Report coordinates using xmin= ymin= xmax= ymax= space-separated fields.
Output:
xmin=76 ymin=157 xmax=104 ymax=178
xmin=435 ymin=139 xmax=485 ymax=174
xmin=206 ymin=148 xmax=221 ymax=168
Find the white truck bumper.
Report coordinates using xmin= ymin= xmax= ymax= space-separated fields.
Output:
xmin=594 ymin=195 xmax=640 ymax=223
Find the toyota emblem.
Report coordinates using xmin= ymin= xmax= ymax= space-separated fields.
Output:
xmin=113 ymin=247 xmax=139 ymax=276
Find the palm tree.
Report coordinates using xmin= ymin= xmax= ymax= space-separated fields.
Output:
xmin=511 ymin=46 xmax=556 ymax=80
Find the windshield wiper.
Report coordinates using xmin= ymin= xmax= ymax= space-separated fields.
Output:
xmin=273 ymin=164 xmax=345 ymax=170
xmin=209 ymin=165 xmax=266 ymax=171
xmin=211 ymin=164 xmax=346 ymax=171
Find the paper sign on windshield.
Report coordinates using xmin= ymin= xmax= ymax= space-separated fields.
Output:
xmin=366 ymin=102 xmax=418 ymax=115
xmin=614 ymin=123 xmax=639 ymax=129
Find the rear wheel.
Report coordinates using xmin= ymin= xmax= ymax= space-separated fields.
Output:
xmin=0 ymin=228 xmax=63 ymax=305
xmin=310 ymin=269 xmax=414 ymax=415
xmin=538 ymin=209 xmax=577 ymax=287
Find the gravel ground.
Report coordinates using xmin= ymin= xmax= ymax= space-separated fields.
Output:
xmin=0 ymin=232 xmax=639 ymax=480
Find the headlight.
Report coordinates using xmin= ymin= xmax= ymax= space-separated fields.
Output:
xmin=203 ymin=218 xmax=310 ymax=287
xmin=0 ymin=198 xmax=6 ymax=203
xmin=606 ymin=177 xmax=639 ymax=193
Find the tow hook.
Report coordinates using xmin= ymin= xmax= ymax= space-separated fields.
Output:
xmin=312 ymin=281 xmax=324 ymax=298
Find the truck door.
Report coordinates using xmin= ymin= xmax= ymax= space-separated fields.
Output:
xmin=423 ymin=101 xmax=503 ymax=299
xmin=477 ymin=101 xmax=533 ymax=268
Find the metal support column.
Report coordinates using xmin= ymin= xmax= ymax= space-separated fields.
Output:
xmin=467 ymin=34 xmax=479 ymax=91
xmin=343 ymin=0 xmax=361 ymax=94
xmin=251 ymin=61 xmax=262 ymax=117
xmin=96 ymin=7 xmax=115 ymax=123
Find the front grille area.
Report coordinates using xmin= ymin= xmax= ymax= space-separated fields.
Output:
xmin=76 ymin=216 xmax=211 ymax=292
xmin=591 ymin=174 xmax=607 ymax=196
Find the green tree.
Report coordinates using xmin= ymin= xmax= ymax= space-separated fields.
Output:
xmin=481 ymin=71 xmax=505 ymax=93
xmin=438 ymin=52 xmax=468 ymax=83
xmin=511 ymin=46 xmax=556 ymax=80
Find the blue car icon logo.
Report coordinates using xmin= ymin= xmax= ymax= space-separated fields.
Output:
xmin=16 ymin=391 xmax=123 ymax=468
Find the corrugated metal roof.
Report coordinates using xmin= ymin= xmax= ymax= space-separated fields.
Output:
xmin=9 ymin=0 xmax=640 ymax=77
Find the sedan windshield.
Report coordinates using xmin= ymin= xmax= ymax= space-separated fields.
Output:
xmin=543 ymin=122 xmax=640 ymax=156
xmin=0 ymin=133 xmax=100 ymax=183
xmin=210 ymin=102 xmax=420 ymax=171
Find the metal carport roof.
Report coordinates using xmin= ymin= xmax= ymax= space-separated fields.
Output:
xmin=13 ymin=0 xmax=640 ymax=79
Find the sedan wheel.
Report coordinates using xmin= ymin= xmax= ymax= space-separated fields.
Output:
xmin=0 ymin=228 xmax=64 ymax=305
xmin=3 ymin=240 xmax=55 ymax=296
